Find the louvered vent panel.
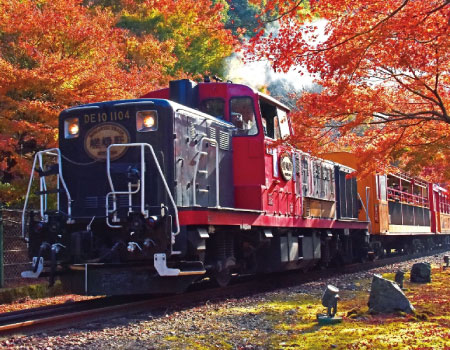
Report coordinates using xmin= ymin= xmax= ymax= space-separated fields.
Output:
xmin=189 ymin=123 xmax=196 ymax=139
xmin=85 ymin=196 xmax=107 ymax=209
xmin=85 ymin=197 xmax=98 ymax=209
xmin=99 ymin=196 xmax=106 ymax=209
xmin=295 ymin=154 xmax=301 ymax=175
xmin=219 ymin=131 xmax=230 ymax=150
xmin=208 ymin=127 xmax=217 ymax=147
xmin=118 ymin=195 xmax=129 ymax=208
xmin=104 ymin=195 xmax=129 ymax=210
xmin=208 ymin=127 xmax=216 ymax=140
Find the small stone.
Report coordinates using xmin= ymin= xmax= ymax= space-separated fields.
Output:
xmin=410 ymin=262 xmax=431 ymax=283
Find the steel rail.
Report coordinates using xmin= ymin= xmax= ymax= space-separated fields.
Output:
xmin=0 ymin=247 xmax=448 ymax=337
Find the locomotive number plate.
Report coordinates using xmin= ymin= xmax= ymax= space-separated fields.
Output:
xmin=84 ymin=122 xmax=130 ymax=161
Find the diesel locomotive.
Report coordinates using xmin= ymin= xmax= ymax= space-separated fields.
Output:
xmin=22 ymin=79 xmax=382 ymax=295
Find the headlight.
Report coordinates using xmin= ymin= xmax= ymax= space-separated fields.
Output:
xmin=64 ymin=118 xmax=79 ymax=139
xmin=137 ymin=110 xmax=158 ymax=132
xmin=143 ymin=115 xmax=155 ymax=128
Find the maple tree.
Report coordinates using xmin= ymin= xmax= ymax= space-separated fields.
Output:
xmin=0 ymin=0 xmax=234 ymax=203
xmin=0 ymin=0 xmax=168 ymax=203
xmin=247 ymin=0 xmax=450 ymax=182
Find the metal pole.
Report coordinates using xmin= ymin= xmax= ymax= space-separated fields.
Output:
xmin=0 ymin=203 xmax=4 ymax=288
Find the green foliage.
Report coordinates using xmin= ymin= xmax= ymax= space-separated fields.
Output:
xmin=224 ymin=0 xmax=260 ymax=37
xmin=117 ymin=13 xmax=164 ymax=36
xmin=116 ymin=0 xmax=234 ymax=77
xmin=83 ymin=0 xmax=124 ymax=12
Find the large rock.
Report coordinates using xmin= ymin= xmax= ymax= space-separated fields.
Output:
xmin=368 ymin=274 xmax=415 ymax=314
xmin=410 ymin=262 xmax=431 ymax=283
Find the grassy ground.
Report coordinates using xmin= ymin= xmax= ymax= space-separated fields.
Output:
xmin=164 ymin=267 xmax=450 ymax=350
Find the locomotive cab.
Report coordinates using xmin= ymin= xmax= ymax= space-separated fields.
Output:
xmin=144 ymin=79 xmax=294 ymax=212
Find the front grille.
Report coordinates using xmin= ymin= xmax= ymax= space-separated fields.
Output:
xmin=85 ymin=195 xmax=129 ymax=209
xmin=118 ymin=195 xmax=129 ymax=208
xmin=84 ymin=196 xmax=105 ymax=209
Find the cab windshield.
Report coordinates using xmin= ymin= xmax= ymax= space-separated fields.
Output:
xmin=230 ymin=97 xmax=258 ymax=136
xmin=200 ymin=98 xmax=225 ymax=120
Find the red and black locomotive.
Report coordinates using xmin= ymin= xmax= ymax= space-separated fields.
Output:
xmin=22 ymin=78 xmax=371 ymax=295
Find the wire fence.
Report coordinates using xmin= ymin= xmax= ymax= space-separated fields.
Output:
xmin=1 ymin=208 xmax=33 ymax=288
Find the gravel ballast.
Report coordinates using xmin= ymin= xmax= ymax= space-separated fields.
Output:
xmin=2 ymin=251 xmax=449 ymax=350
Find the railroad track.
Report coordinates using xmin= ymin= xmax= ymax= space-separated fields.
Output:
xmin=1 ymin=247 xmax=448 ymax=337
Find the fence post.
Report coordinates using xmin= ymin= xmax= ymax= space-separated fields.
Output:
xmin=0 ymin=203 xmax=3 ymax=288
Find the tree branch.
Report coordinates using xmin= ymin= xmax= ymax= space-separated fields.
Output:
xmin=312 ymin=0 xmax=410 ymax=53
xmin=426 ymin=0 xmax=450 ymax=16
xmin=406 ymin=135 xmax=448 ymax=147
xmin=382 ymin=66 xmax=441 ymax=106
xmin=260 ymin=0 xmax=307 ymax=24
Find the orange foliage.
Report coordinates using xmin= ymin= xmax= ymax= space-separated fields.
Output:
xmin=247 ymin=0 xmax=450 ymax=183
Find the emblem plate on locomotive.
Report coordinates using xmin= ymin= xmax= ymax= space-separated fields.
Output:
xmin=84 ymin=122 xmax=130 ymax=161
xmin=280 ymin=152 xmax=293 ymax=181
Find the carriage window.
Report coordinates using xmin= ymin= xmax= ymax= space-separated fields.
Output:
xmin=378 ymin=175 xmax=387 ymax=201
xmin=301 ymin=156 xmax=309 ymax=197
xmin=230 ymin=97 xmax=258 ymax=136
xmin=200 ymin=99 xmax=224 ymax=119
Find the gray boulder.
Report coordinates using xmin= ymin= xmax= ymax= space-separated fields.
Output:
xmin=410 ymin=262 xmax=431 ymax=283
xmin=368 ymin=274 xmax=415 ymax=314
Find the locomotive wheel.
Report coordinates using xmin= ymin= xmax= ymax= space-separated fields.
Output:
xmin=425 ymin=238 xmax=435 ymax=252
xmin=212 ymin=268 xmax=232 ymax=287
xmin=403 ymin=243 xmax=414 ymax=255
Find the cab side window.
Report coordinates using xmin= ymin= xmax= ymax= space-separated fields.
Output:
xmin=230 ymin=97 xmax=258 ymax=136
xmin=260 ymin=99 xmax=278 ymax=139
xmin=277 ymin=108 xmax=290 ymax=140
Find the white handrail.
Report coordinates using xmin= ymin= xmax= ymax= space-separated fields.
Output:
xmin=105 ymin=182 xmax=141 ymax=228
xmin=22 ymin=155 xmax=38 ymax=240
xmin=106 ymin=143 xmax=180 ymax=239
xmin=22 ymin=148 xmax=72 ymax=240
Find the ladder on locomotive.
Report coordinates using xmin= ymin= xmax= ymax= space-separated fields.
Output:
xmin=192 ymin=133 xmax=220 ymax=208
xmin=22 ymin=148 xmax=73 ymax=240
